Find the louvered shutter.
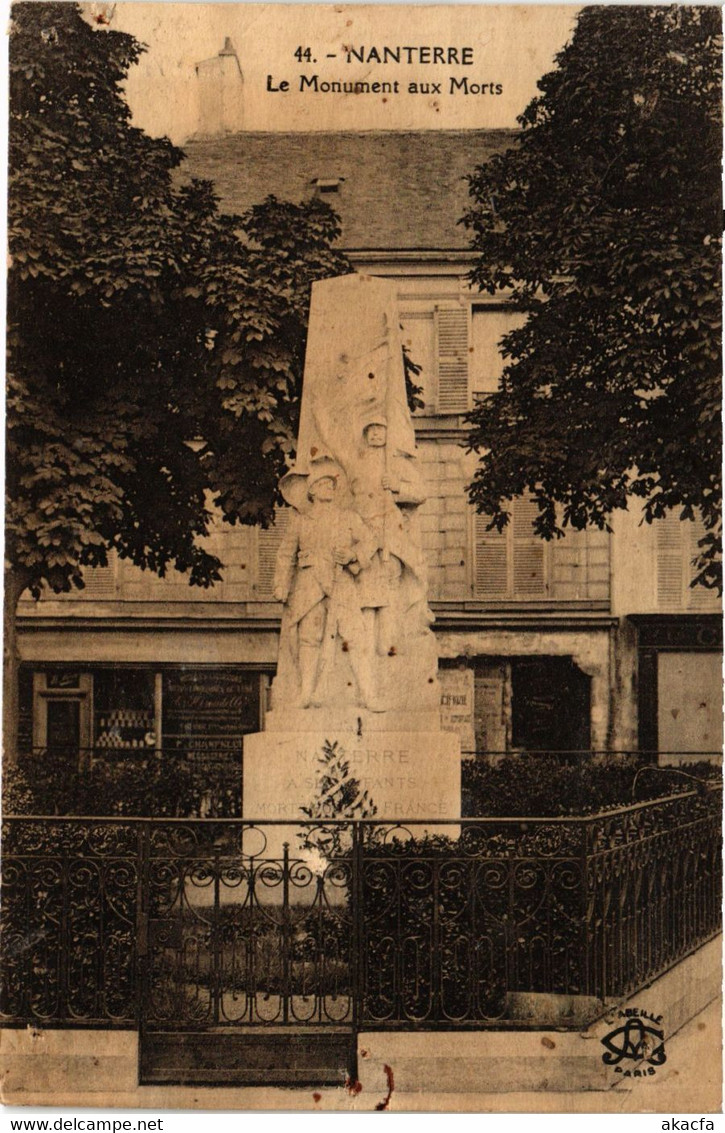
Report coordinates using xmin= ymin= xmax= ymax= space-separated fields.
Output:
xmin=512 ymin=497 xmax=546 ymax=597
xmin=656 ymin=514 xmax=683 ymax=609
xmin=257 ymin=509 xmax=290 ymax=597
xmin=687 ymin=514 xmax=713 ymax=611
xmin=436 ymin=306 xmax=469 ymax=413
xmin=473 ymin=513 xmax=508 ymax=598
xmin=81 ymin=553 xmax=117 ymax=598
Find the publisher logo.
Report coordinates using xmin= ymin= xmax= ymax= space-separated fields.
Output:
xmin=601 ymin=1008 xmax=666 ymax=1077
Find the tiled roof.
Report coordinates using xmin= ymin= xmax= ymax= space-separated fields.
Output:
xmin=179 ymin=129 xmax=517 ymax=250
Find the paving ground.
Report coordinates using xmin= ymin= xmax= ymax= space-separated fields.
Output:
xmin=372 ymin=996 xmax=722 ymax=1114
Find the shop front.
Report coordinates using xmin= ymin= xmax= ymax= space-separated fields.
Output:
xmin=21 ymin=662 xmax=268 ymax=776
xmin=630 ymin=614 xmax=723 ymax=762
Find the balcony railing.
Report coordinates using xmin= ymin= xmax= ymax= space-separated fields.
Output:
xmin=2 ymin=785 xmax=720 ymax=1032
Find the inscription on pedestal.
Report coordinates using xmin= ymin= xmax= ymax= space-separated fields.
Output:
xmin=244 ymin=731 xmax=460 ymax=820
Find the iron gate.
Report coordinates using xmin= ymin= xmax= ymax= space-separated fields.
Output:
xmin=138 ymin=821 xmax=359 ymax=1085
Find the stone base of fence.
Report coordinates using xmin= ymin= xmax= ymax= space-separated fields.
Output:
xmin=2 ymin=935 xmax=720 ymax=1110
xmin=359 ymin=934 xmax=721 ymax=1098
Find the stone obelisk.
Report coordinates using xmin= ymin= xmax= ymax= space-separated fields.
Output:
xmin=243 ymin=274 xmax=461 ymax=830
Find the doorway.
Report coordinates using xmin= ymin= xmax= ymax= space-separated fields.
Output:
xmin=511 ymin=657 xmax=591 ymax=754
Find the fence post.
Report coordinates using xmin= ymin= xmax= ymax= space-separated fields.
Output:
xmin=580 ymin=820 xmax=591 ymax=999
xmin=350 ymin=821 xmax=362 ymax=1082
xmin=282 ymin=841 xmax=290 ymax=1025
xmin=135 ymin=821 xmax=150 ymax=1030
xmin=58 ymin=825 xmax=70 ymax=1021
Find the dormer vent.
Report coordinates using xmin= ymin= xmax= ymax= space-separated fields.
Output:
xmin=312 ymin=177 xmax=346 ymax=194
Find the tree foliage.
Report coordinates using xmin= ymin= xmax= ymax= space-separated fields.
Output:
xmin=8 ymin=2 xmax=350 ymax=598
xmin=463 ymin=5 xmax=722 ymax=590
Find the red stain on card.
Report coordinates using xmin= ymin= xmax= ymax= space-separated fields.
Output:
xmin=375 ymin=1064 xmax=395 ymax=1111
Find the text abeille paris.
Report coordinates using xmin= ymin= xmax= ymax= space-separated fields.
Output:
xmin=267 ymin=45 xmax=503 ymax=97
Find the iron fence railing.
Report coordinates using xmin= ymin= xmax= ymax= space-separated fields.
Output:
xmin=1 ymin=785 xmax=721 ymax=1032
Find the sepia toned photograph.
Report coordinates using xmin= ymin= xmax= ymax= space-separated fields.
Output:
xmin=1 ymin=0 xmax=722 ymax=1114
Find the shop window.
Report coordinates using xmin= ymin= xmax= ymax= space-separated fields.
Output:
xmin=94 ymin=669 xmax=155 ymax=753
xmin=162 ymin=667 xmax=261 ymax=765
xmin=18 ymin=668 xmax=33 ymax=755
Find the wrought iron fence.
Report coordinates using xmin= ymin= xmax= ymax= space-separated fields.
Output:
xmin=142 ymin=822 xmax=356 ymax=1030
xmin=1 ymin=785 xmax=721 ymax=1032
xmin=1 ymin=819 xmax=141 ymax=1025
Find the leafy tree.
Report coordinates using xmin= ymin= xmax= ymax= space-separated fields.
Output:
xmin=6 ymin=3 xmax=425 ymax=760
xmin=463 ymin=5 xmax=722 ymax=591
xmin=6 ymin=2 xmax=351 ymax=755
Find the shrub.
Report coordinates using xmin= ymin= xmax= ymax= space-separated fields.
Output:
xmin=462 ymin=753 xmax=719 ymax=817
xmin=3 ymin=752 xmax=241 ymax=817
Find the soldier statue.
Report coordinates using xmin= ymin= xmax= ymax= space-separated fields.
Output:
xmin=350 ymin=417 xmax=432 ymax=657
xmin=273 ymin=458 xmax=382 ymax=710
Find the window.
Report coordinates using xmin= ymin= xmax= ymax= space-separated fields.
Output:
xmin=399 ymin=312 xmax=435 ymax=414
xmin=94 ymin=669 xmax=155 ymax=752
xmin=80 ymin=552 xmax=117 ymax=598
xmin=435 ymin=304 xmax=527 ymax=413
xmin=436 ymin=305 xmax=469 ymax=413
xmin=470 ymin=307 xmax=527 ymax=398
xmin=473 ymin=497 xmax=610 ymax=603
xmin=162 ymin=667 xmax=261 ymax=760
xmin=312 ymin=177 xmax=345 ymax=193
xmin=473 ymin=497 xmax=547 ymax=600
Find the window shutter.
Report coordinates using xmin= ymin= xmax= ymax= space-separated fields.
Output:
xmin=473 ymin=513 xmax=508 ymax=598
xmin=656 ymin=514 xmax=684 ymax=609
xmin=687 ymin=514 xmax=712 ymax=611
xmin=436 ymin=306 xmax=469 ymax=413
xmin=473 ymin=498 xmax=549 ymax=600
xmin=470 ymin=308 xmax=527 ymax=398
xmin=257 ymin=509 xmax=290 ymax=597
xmin=512 ymin=497 xmax=546 ymax=597
xmin=81 ymin=553 xmax=117 ymax=599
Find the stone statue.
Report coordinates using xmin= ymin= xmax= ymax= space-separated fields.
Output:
xmin=350 ymin=417 xmax=432 ymax=658
xmin=245 ymin=275 xmax=461 ymax=833
xmin=270 ymin=274 xmax=439 ymax=714
xmin=273 ymin=458 xmax=382 ymax=710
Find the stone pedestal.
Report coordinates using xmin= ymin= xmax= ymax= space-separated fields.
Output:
xmin=243 ymin=710 xmax=461 ymax=856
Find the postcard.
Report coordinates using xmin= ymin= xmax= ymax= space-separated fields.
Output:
xmin=2 ymin=0 xmax=722 ymax=1114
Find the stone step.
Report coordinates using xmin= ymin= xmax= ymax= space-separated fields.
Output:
xmin=139 ymin=1026 xmax=355 ymax=1087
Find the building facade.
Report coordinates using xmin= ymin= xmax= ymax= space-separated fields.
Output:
xmin=16 ymin=46 xmax=721 ymax=783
